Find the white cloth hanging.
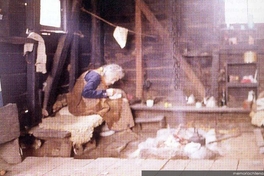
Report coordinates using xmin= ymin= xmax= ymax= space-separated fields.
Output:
xmin=113 ymin=26 xmax=128 ymax=49
xmin=24 ymin=32 xmax=47 ymax=74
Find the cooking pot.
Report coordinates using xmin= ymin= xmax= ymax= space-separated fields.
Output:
xmin=244 ymin=51 xmax=257 ymax=63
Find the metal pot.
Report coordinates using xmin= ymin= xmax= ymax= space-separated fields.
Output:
xmin=244 ymin=51 xmax=257 ymax=63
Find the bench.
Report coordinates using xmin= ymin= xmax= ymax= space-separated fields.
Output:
xmin=131 ymin=103 xmax=251 ymax=129
xmin=29 ymin=127 xmax=72 ymax=157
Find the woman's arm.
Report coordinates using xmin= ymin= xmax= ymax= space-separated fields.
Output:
xmin=82 ymin=71 xmax=108 ymax=98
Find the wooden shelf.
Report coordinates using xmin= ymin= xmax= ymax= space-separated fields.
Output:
xmin=130 ymin=104 xmax=250 ymax=114
xmin=0 ymin=36 xmax=36 ymax=44
xmin=219 ymin=45 xmax=258 ymax=54
xmin=226 ymin=82 xmax=258 ymax=88
xmin=223 ymin=50 xmax=259 ymax=107
xmin=220 ymin=28 xmax=257 ymax=32
xmin=227 ymin=62 xmax=257 ymax=66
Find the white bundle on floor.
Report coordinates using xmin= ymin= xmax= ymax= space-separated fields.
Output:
xmin=39 ymin=107 xmax=103 ymax=146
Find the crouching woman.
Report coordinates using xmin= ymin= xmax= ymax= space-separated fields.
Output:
xmin=67 ymin=64 xmax=134 ymax=134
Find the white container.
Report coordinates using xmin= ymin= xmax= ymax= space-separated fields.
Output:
xmin=244 ymin=51 xmax=257 ymax=63
xmin=146 ymin=99 xmax=154 ymax=107
xmin=195 ymin=102 xmax=202 ymax=108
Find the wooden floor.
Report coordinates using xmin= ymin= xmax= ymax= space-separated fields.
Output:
xmin=1 ymin=157 xmax=264 ymax=176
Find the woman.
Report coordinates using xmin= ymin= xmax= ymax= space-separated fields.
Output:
xmin=67 ymin=64 xmax=134 ymax=134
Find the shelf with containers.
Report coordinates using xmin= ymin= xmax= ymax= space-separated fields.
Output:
xmin=224 ymin=52 xmax=258 ymax=108
xmin=220 ymin=28 xmax=257 ymax=46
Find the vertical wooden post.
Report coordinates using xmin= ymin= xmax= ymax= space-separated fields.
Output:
xmin=69 ymin=35 xmax=79 ymax=91
xmin=135 ymin=0 xmax=143 ymax=99
xmin=42 ymin=34 xmax=73 ymax=115
xmin=91 ymin=0 xmax=104 ymax=68
xmin=69 ymin=0 xmax=80 ymax=91
xmin=27 ymin=44 xmax=42 ymax=127
xmin=212 ymin=50 xmax=219 ymax=100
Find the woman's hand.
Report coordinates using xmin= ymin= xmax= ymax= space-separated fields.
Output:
xmin=106 ymin=88 xmax=115 ymax=97
xmin=106 ymin=88 xmax=123 ymax=99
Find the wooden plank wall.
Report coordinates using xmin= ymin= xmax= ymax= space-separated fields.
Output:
xmin=0 ymin=43 xmax=27 ymax=118
xmin=101 ymin=0 xmax=264 ymax=102
xmin=102 ymin=0 xmax=211 ymax=101
xmin=102 ymin=0 xmax=174 ymax=100
xmin=0 ymin=0 xmax=26 ymax=37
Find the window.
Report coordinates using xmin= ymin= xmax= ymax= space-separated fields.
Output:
xmin=40 ymin=0 xmax=61 ymax=28
xmin=39 ymin=0 xmax=69 ymax=33
xmin=225 ymin=0 xmax=264 ymax=25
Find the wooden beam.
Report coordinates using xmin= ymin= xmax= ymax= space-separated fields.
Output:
xmin=69 ymin=0 xmax=81 ymax=91
xmin=42 ymin=34 xmax=73 ymax=116
xmin=69 ymin=35 xmax=79 ymax=91
xmin=176 ymin=53 xmax=206 ymax=98
xmin=136 ymin=0 xmax=169 ymax=39
xmin=26 ymin=44 xmax=42 ymax=127
xmin=0 ymin=37 xmax=35 ymax=45
xmin=211 ymin=50 xmax=220 ymax=99
xmin=135 ymin=0 xmax=143 ymax=99
xmin=137 ymin=0 xmax=205 ymax=98
xmin=91 ymin=0 xmax=104 ymax=68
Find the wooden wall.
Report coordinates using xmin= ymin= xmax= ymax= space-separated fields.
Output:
xmin=0 ymin=0 xmax=26 ymax=37
xmin=0 ymin=0 xmax=27 ymax=104
xmin=101 ymin=0 xmax=218 ymax=101
xmin=0 ymin=0 xmax=29 ymax=127
xmin=102 ymin=0 xmax=175 ymax=101
xmin=1 ymin=0 xmax=264 ymax=128
xmin=0 ymin=44 xmax=27 ymax=106
xmin=0 ymin=41 xmax=35 ymax=129
xmin=102 ymin=0 xmax=264 ymax=102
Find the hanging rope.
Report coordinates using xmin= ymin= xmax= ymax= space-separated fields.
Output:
xmin=81 ymin=7 xmax=156 ymax=38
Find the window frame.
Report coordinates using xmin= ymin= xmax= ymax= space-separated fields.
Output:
xmin=34 ymin=0 xmax=70 ymax=33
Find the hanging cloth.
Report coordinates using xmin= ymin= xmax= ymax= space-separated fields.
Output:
xmin=24 ymin=32 xmax=47 ymax=74
xmin=113 ymin=26 xmax=128 ymax=49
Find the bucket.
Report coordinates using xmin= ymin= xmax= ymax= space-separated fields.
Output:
xmin=244 ymin=51 xmax=257 ymax=63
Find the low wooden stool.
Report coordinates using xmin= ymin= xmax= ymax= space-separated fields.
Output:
xmin=135 ymin=115 xmax=166 ymax=129
xmin=29 ymin=127 xmax=72 ymax=157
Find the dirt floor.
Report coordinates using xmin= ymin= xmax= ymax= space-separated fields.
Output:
xmin=20 ymin=113 xmax=264 ymax=161
xmin=74 ymin=122 xmax=264 ymax=161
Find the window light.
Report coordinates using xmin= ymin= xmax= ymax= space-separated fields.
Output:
xmin=40 ymin=0 xmax=61 ymax=28
xmin=225 ymin=0 xmax=264 ymax=25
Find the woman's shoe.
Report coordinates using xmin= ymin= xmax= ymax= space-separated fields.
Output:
xmin=100 ymin=123 xmax=115 ymax=137
xmin=100 ymin=130 xmax=115 ymax=137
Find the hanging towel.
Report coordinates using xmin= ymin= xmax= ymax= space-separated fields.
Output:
xmin=24 ymin=32 xmax=47 ymax=74
xmin=113 ymin=26 xmax=128 ymax=49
